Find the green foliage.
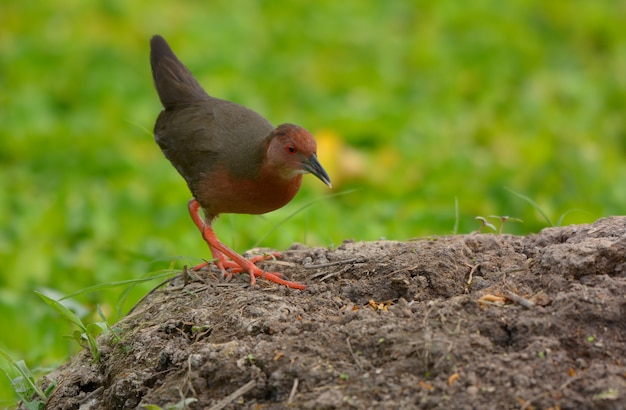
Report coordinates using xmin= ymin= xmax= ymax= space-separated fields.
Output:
xmin=35 ymin=291 xmax=103 ymax=362
xmin=1 ymin=0 xmax=625 ymax=404
xmin=0 ymin=349 xmax=49 ymax=409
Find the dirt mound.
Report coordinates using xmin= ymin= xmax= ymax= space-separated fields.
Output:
xmin=30 ymin=217 xmax=626 ymax=409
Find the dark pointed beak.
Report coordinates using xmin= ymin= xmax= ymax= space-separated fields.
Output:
xmin=303 ymin=154 xmax=332 ymax=188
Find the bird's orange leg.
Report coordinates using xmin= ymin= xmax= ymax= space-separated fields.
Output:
xmin=187 ymin=199 xmax=306 ymax=290
xmin=191 ymin=244 xmax=280 ymax=274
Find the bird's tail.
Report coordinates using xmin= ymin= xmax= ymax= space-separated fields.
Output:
xmin=150 ymin=35 xmax=208 ymax=108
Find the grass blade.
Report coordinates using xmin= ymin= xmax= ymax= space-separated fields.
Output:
xmin=58 ymin=270 xmax=176 ymax=301
xmin=504 ymin=187 xmax=554 ymax=227
xmin=254 ymin=189 xmax=357 ymax=247
xmin=35 ymin=291 xmax=85 ymax=331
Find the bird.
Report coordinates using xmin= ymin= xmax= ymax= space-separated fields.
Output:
xmin=149 ymin=35 xmax=331 ymax=290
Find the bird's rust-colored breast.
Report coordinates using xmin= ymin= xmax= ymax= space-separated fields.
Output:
xmin=195 ymin=164 xmax=303 ymax=218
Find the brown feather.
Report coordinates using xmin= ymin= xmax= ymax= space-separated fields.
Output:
xmin=150 ymin=35 xmax=306 ymax=219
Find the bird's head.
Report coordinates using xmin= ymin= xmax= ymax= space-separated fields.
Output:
xmin=266 ymin=124 xmax=332 ymax=188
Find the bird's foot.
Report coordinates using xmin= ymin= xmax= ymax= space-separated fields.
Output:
xmin=192 ymin=253 xmax=304 ymax=290
xmin=191 ymin=252 xmax=279 ymax=272
xmin=192 ymin=251 xmax=283 ymax=277
xmin=188 ymin=199 xmax=306 ymax=290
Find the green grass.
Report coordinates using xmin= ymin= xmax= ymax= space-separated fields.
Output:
xmin=1 ymin=0 xmax=625 ymax=405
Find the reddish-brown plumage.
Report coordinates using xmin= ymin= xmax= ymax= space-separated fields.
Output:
xmin=150 ymin=35 xmax=331 ymax=289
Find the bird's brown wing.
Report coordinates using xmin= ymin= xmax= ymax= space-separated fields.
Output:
xmin=150 ymin=35 xmax=276 ymax=202
xmin=154 ymin=103 xmax=221 ymax=189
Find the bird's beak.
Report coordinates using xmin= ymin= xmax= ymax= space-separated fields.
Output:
xmin=303 ymin=154 xmax=332 ymax=188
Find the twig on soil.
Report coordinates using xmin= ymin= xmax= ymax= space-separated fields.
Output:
xmin=185 ymin=356 xmax=199 ymax=397
xmin=304 ymin=257 xmax=360 ymax=268
xmin=385 ymin=264 xmax=421 ymax=278
xmin=317 ymin=270 xmax=343 ymax=282
xmin=287 ymin=378 xmax=299 ymax=404
xmin=209 ymin=380 xmax=257 ymax=410
xmin=464 ymin=263 xmax=480 ymax=288
xmin=181 ymin=264 xmax=211 ymax=286
xmin=308 ymin=265 xmax=351 ymax=282
xmin=182 ymin=265 xmax=189 ymax=286
xmin=257 ymin=259 xmax=297 ymax=267
xmin=346 ymin=337 xmax=364 ymax=371
xmin=504 ymin=290 xmax=535 ymax=309
xmin=76 ymin=386 xmax=104 ymax=406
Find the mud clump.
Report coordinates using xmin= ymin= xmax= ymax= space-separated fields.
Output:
xmin=31 ymin=217 xmax=626 ymax=409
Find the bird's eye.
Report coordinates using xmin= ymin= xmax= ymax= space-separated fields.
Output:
xmin=286 ymin=145 xmax=297 ymax=154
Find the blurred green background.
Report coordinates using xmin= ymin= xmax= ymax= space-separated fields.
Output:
xmin=1 ymin=0 xmax=624 ymax=405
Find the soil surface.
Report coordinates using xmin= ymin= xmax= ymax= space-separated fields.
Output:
xmin=29 ymin=217 xmax=626 ymax=409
